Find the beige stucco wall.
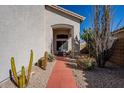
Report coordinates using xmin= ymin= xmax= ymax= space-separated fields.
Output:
xmin=45 ymin=6 xmax=80 ymax=54
xmin=0 ymin=5 xmax=46 ymax=82
xmin=0 ymin=5 xmax=81 ymax=82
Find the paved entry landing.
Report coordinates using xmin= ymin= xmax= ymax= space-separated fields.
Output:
xmin=47 ymin=57 xmax=77 ymax=88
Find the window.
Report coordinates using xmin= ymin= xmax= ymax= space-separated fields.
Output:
xmin=57 ymin=34 xmax=68 ymax=39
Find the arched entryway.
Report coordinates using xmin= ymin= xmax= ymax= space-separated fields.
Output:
xmin=51 ymin=24 xmax=74 ymax=56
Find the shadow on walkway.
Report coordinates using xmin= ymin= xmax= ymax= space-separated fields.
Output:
xmin=55 ymin=56 xmax=82 ymax=70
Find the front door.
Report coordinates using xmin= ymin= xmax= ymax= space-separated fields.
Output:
xmin=56 ymin=40 xmax=68 ymax=55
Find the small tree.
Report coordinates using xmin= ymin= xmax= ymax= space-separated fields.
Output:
xmin=94 ymin=5 xmax=115 ymax=67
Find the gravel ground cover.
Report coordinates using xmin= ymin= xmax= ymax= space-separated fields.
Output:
xmin=1 ymin=56 xmax=124 ymax=88
xmin=65 ymin=57 xmax=124 ymax=88
xmin=83 ymin=63 xmax=124 ymax=88
xmin=0 ymin=61 xmax=56 ymax=88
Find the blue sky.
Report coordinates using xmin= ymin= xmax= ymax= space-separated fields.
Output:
xmin=59 ymin=5 xmax=124 ymax=34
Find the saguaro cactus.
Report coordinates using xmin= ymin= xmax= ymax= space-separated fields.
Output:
xmin=11 ymin=57 xmax=18 ymax=85
xmin=27 ymin=49 xmax=33 ymax=83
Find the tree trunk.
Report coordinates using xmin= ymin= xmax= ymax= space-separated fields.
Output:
xmin=94 ymin=5 xmax=111 ymax=68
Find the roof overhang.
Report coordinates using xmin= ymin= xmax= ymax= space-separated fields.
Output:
xmin=45 ymin=5 xmax=85 ymax=22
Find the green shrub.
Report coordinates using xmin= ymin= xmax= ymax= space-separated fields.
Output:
xmin=77 ymin=57 xmax=95 ymax=70
xmin=48 ymin=53 xmax=55 ymax=62
xmin=42 ymin=51 xmax=48 ymax=70
xmin=37 ymin=57 xmax=44 ymax=67
xmin=37 ymin=51 xmax=49 ymax=70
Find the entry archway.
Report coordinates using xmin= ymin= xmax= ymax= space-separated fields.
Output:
xmin=51 ymin=24 xmax=74 ymax=56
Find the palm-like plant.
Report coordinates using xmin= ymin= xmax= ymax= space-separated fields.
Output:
xmin=80 ymin=28 xmax=95 ymax=57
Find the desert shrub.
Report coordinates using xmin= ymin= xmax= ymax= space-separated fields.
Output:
xmin=42 ymin=51 xmax=48 ymax=70
xmin=48 ymin=53 xmax=55 ymax=62
xmin=76 ymin=56 xmax=95 ymax=70
xmin=36 ymin=51 xmax=48 ymax=70
xmin=37 ymin=57 xmax=44 ymax=67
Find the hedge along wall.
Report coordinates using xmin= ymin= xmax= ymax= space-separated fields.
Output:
xmin=109 ymin=28 xmax=124 ymax=66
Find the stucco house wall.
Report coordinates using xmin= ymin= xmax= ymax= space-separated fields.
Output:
xmin=0 ymin=5 xmax=82 ymax=83
xmin=0 ymin=5 xmax=46 ymax=82
xmin=45 ymin=6 xmax=80 ymax=54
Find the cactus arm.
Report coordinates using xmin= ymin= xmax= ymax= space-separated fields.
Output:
xmin=19 ymin=75 xmax=23 ymax=88
xmin=27 ymin=50 xmax=33 ymax=83
xmin=10 ymin=57 xmax=19 ymax=85
xmin=21 ymin=66 xmax=26 ymax=88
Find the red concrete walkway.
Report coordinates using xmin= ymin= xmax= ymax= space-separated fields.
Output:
xmin=47 ymin=57 xmax=77 ymax=88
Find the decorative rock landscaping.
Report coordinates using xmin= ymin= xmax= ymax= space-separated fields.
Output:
xmin=0 ymin=60 xmax=56 ymax=88
xmin=1 ymin=56 xmax=124 ymax=88
xmin=71 ymin=60 xmax=124 ymax=88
